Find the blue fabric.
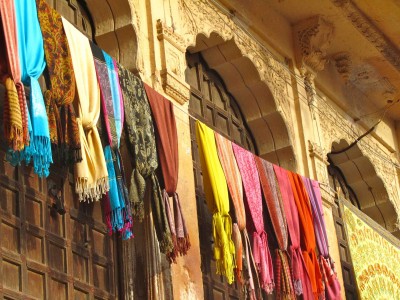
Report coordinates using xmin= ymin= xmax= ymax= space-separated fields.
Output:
xmin=103 ymin=51 xmax=122 ymax=145
xmin=15 ymin=0 xmax=52 ymax=177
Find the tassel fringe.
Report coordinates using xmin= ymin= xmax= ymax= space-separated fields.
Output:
xmin=76 ymin=176 xmax=110 ymax=201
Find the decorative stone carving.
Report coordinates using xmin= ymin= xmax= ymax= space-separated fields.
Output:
xmin=293 ymin=16 xmax=334 ymax=74
xmin=331 ymin=0 xmax=400 ymax=72
xmin=333 ymin=52 xmax=352 ymax=83
xmin=156 ymin=19 xmax=190 ymax=104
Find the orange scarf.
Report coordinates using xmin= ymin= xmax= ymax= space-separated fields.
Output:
xmin=288 ymin=172 xmax=324 ymax=299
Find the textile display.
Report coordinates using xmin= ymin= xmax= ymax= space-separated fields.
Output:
xmin=195 ymin=121 xmax=235 ymax=284
xmin=288 ymin=171 xmax=324 ymax=299
xmin=343 ymin=204 xmax=400 ymax=299
xmin=232 ymin=143 xmax=274 ymax=294
xmin=62 ymin=17 xmax=109 ymax=201
xmin=214 ymin=132 xmax=246 ymax=282
xmin=36 ymin=0 xmax=81 ymax=164
xmin=15 ymin=0 xmax=52 ymax=177
xmin=118 ymin=67 xmax=172 ymax=253
xmin=303 ymin=177 xmax=341 ymax=300
xmin=274 ymin=165 xmax=313 ymax=299
xmin=145 ymin=84 xmax=190 ymax=261
xmin=255 ymin=158 xmax=295 ymax=300
xmin=0 ymin=0 xmax=29 ymax=149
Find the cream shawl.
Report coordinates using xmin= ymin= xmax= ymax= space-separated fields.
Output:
xmin=62 ymin=18 xmax=109 ymax=201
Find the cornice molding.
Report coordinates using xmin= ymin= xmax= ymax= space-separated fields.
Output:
xmin=332 ymin=0 xmax=400 ymax=72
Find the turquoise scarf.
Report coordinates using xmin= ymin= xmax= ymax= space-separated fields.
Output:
xmin=14 ymin=0 xmax=52 ymax=177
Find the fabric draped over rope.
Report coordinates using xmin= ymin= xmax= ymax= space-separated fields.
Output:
xmin=288 ymin=172 xmax=324 ymax=299
xmin=255 ymin=158 xmax=295 ymax=300
xmin=36 ymin=0 xmax=81 ymax=164
xmin=14 ymin=0 xmax=52 ymax=177
xmin=144 ymin=84 xmax=190 ymax=262
xmin=62 ymin=18 xmax=109 ymax=201
xmin=195 ymin=121 xmax=235 ymax=284
xmin=303 ymin=177 xmax=341 ymax=300
xmin=118 ymin=69 xmax=172 ymax=253
xmin=0 ymin=0 xmax=27 ymax=151
xmin=274 ymin=165 xmax=313 ymax=299
xmin=232 ymin=143 xmax=274 ymax=294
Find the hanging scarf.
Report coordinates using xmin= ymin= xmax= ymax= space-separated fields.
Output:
xmin=195 ymin=121 xmax=235 ymax=284
xmin=255 ymin=158 xmax=295 ymax=300
xmin=36 ymin=0 xmax=81 ymax=164
xmin=118 ymin=66 xmax=172 ymax=253
xmin=303 ymin=177 xmax=341 ymax=300
xmin=0 ymin=0 xmax=29 ymax=149
xmin=232 ymin=143 xmax=274 ymax=294
xmin=15 ymin=0 xmax=52 ymax=177
xmin=144 ymin=84 xmax=190 ymax=262
xmin=288 ymin=172 xmax=324 ymax=299
xmin=214 ymin=132 xmax=248 ymax=283
xmin=274 ymin=165 xmax=313 ymax=299
xmin=62 ymin=18 xmax=109 ymax=201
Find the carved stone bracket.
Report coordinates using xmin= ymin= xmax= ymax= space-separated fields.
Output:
xmin=333 ymin=52 xmax=352 ymax=84
xmin=293 ymin=16 xmax=334 ymax=74
xmin=156 ymin=19 xmax=190 ymax=104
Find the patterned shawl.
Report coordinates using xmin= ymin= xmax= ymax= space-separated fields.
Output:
xmin=195 ymin=121 xmax=235 ymax=284
xmin=214 ymin=132 xmax=247 ymax=283
xmin=303 ymin=177 xmax=341 ymax=300
xmin=288 ymin=172 xmax=324 ymax=299
xmin=274 ymin=165 xmax=313 ymax=299
xmin=36 ymin=0 xmax=81 ymax=164
xmin=255 ymin=158 xmax=295 ymax=300
xmin=118 ymin=67 xmax=172 ymax=253
xmin=0 ymin=0 xmax=28 ymax=149
xmin=144 ymin=84 xmax=190 ymax=262
xmin=15 ymin=0 xmax=52 ymax=177
xmin=62 ymin=18 xmax=109 ymax=201
xmin=232 ymin=143 xmax=274 ymax=294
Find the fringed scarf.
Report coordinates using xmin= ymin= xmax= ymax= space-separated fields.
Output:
xmin=232 ymin=143 xmax=274 ymax=294
xmin=144 ymin=84 xmax=190 ymax=262
xmin=0 ymin=0 xmax=28 ymax=150
xmin=91 ymin=44 xmax=132 ymax=239
xmin=288 ymin=172 xmax=324 ymax=299
xmin=255 ymin=158 xmax=295 ymax=300
xmin=303 ymin=177 xmax=341 ymax=300
xmin=274 ymin=165 xmax=313 ymax=299
xmin=15 ymin=0 xmax=52 ymax=177
xmin=214 ymin=132 xmax=247 ymax=284
xmin=36 ymin=0 xmax=81 ymax=164
xmin=195 ymin=121 xmax=235 ymax=284
xmin=62 ymin=18 xmax=109 ymax=201
xmin=118 ymin=67 xmax=172 ymax=253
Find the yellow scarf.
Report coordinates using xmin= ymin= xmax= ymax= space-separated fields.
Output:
xmin=195 ymin=121 xmax=235 ymax=284
xmin=62 ymin=18 xmax=109 ymax=201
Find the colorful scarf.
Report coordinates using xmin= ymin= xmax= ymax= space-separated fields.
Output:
xmin=303 ymin=177 xmax=341 ymax=300
xmin=288 ymin=172 xmax=324 ymax=299
xmin=232 ymin=143 xmax=274 ymax=294
xmin=144 ymin=84 xmax=190 ymax=262
xmin=118 ymin=67 xmax=172 ymax=253
xmin=195 ymin=121 xmax=235 ymax=284
xmin=0 ymin=0 xmax=29 ymax=149
xmin=255 ymin=158 xmax=295 ymax=300
xmin=15 ymin=0 xmax=52 ymax=177
xmin=214 ymin=132 xmax=247 ymax=283
xmin=36 ymin=0 xmax=81 ymax=164
xmin=62 ymin=18 xmax=109 ymax=201
xmin=274 ymin=165 xmax=313 ymax=298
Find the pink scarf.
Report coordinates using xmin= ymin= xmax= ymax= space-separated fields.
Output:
xmin=232 ymin=143 xmax=274 ymax=294
xmin=274 ymin=165 xmax=313 ymax=299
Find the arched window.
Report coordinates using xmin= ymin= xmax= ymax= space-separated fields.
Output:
xmin=187 ymin=52 xmax=255 ymax=299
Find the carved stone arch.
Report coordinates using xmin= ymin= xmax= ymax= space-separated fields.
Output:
xmin=86 ymin=0 xmax=140 ymax=71
xmin=329 ymin=139 xmax=399 ymax=236
xmin=187 ymin=31 xmax=297 ymax=170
